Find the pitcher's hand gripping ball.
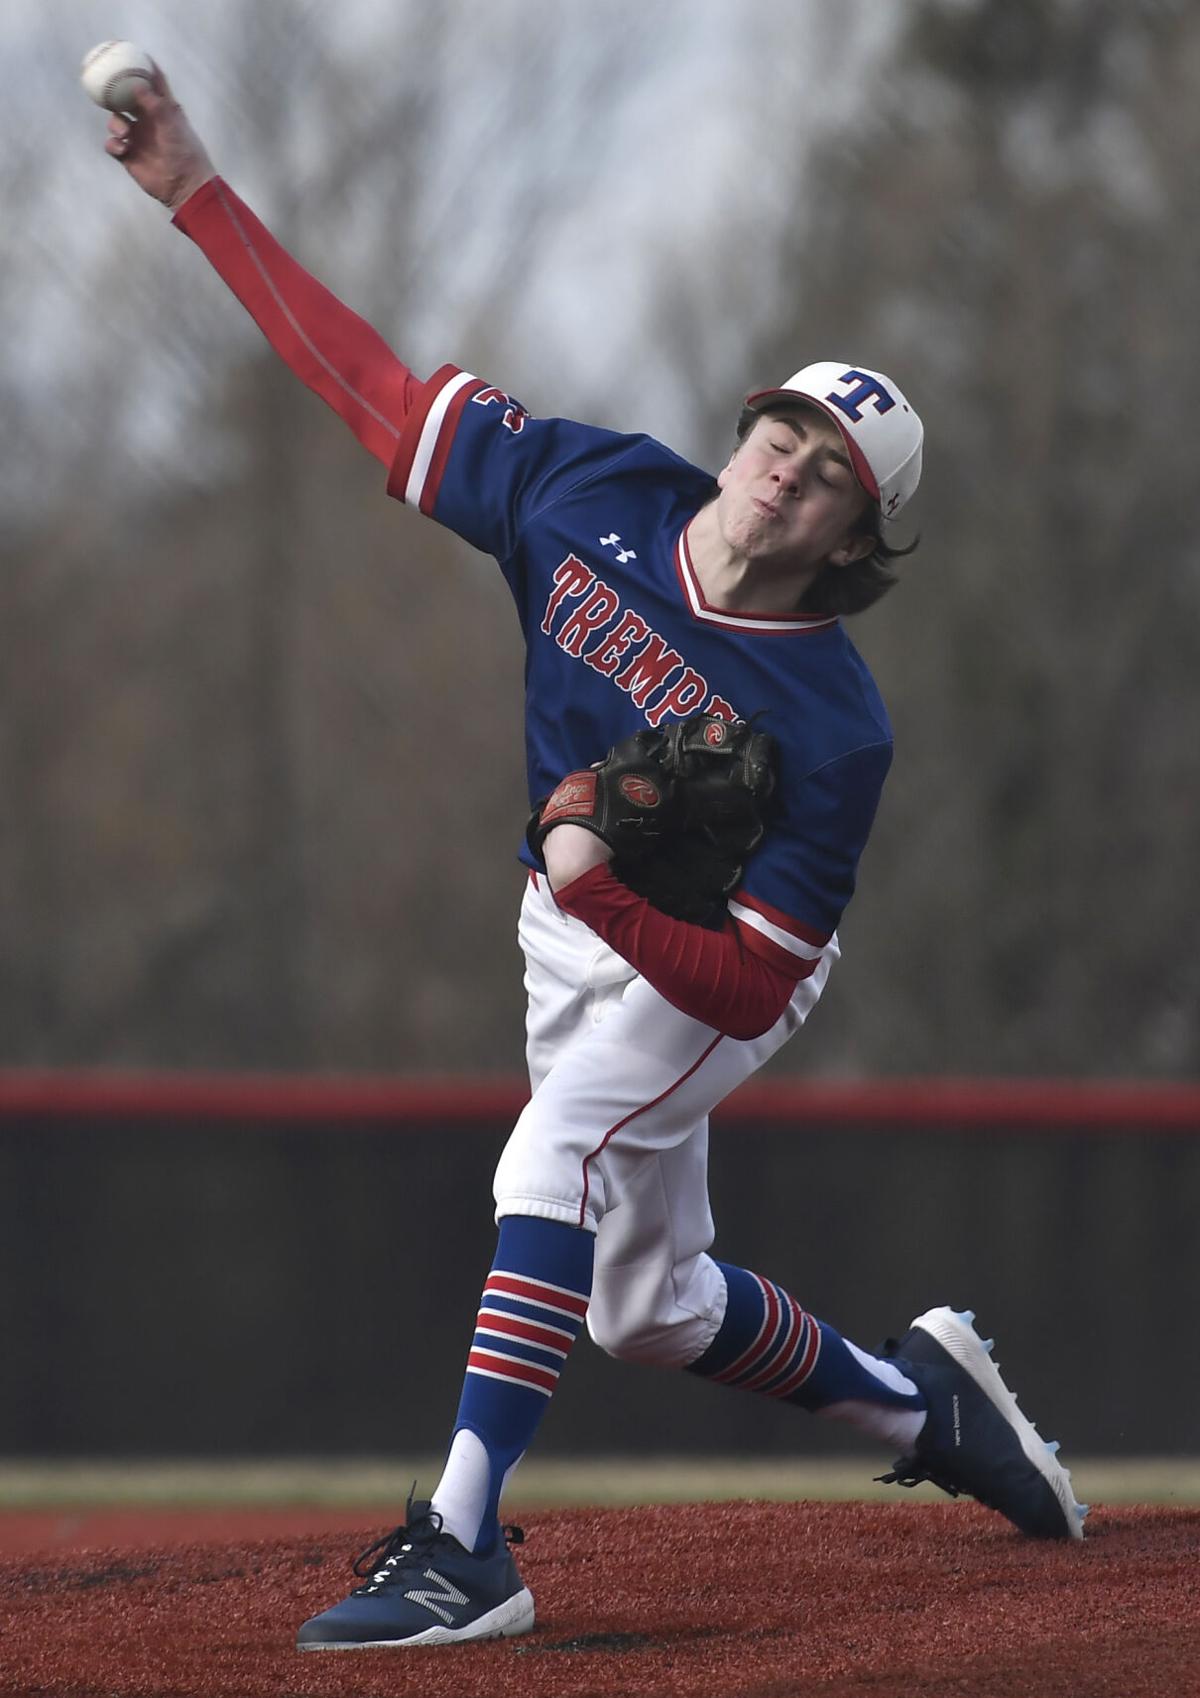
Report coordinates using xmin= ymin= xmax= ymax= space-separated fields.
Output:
xmin=80 ymin=40 xmax=154 ymax=113
xmin=529 ymin=713 xmax=777 ymax=927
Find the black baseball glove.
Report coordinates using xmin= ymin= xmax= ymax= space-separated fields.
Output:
xmin=527 ymin=713 xmax=777 ymax=927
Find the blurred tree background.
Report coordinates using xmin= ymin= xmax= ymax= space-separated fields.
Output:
xmin=2 ymin=0 xmax=1196 ymax=1078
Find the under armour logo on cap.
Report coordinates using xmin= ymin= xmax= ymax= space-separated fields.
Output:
xmin=744 ymin=361 xmax=923 ymax=520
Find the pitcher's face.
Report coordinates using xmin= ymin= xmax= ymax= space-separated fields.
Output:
xmin=715 ymin=408 xmax=873 ymax=574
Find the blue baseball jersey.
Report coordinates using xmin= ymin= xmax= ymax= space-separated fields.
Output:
xmin=387 ymin=365 xmax=892 ymax=975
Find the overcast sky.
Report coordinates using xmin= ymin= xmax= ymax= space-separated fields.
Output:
xmin=7 ymin=0 xmax=904 ymax=512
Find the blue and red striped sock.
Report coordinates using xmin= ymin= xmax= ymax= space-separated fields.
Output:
xmin=431 ymin=1214 xmax=593 ymax=1554
xmin=687 ymin=1262 xmax=925 ymax=1442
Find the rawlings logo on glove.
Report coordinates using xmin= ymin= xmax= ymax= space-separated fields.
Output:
xmin=529 ymin=729 xmax=676 ymax=858
xmin=528 ymin=713 xmax=778 ymax=928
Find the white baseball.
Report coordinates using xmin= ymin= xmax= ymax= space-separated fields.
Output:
xmin=80 ymin=39 xmax=155 ymax=113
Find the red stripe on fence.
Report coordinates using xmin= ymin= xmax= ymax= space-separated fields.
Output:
xmin=0 ymin=1071 xmax=529 ymax=1125
xmin=0 ymin=1071 xmax=1198 ymax=1129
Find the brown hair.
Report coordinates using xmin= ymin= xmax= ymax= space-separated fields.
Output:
xmin=734 ymin=404 xmax=919 ymax=617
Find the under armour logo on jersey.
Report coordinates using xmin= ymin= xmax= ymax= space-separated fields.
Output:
xmin=600 ymin=532 xmax=637 ymax=563
xmin=824 ymin=370 xmax=896 ymax=423
xmin=405 ymin=1568 xmax=470 ymax=1626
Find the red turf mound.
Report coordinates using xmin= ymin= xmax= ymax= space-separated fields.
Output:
xmin=1 ymin=1500 xmax=1198 ymax=1698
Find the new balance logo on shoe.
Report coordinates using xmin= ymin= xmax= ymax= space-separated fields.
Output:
xmin=295 ymin=1498 xmax=535 ymax=1650
xmin=405 ymin=1569 xmax=470 ymax=1626
xmin=952 ymin=1393 xmax=961 ymax=1448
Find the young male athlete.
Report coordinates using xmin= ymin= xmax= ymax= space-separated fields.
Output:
xmin=99 ymin=65 xmax=1086 ymax=1650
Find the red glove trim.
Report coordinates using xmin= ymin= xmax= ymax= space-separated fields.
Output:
xmin=540 ymin=772 xmax=599 ymax=829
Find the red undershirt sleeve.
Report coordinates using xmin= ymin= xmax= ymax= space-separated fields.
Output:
xmin=172 ymin=177 xmax=418 ymax=468
xmin=552 ymin=865 xmax=801 ymax=1040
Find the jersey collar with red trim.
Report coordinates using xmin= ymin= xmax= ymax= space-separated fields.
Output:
xmin=675 ymin=525 xmax=839 ymax=634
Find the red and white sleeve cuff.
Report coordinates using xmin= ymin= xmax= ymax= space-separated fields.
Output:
xmin=387 ymin=363 xmax=484 ymax=513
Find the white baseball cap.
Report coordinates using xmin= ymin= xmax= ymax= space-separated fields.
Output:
xmin=745 ymin=362 xmax=923 ymax=520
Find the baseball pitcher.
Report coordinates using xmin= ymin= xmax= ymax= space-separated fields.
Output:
xmin=96 ymin=59 xmax=1085 ymax=1652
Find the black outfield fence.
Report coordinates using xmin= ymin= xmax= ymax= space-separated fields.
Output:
xmin=2 ymin=1073 xmax=1197 ymax=1457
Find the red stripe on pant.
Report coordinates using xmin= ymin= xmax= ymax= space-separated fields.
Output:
xmin=577 ymin=1032 xmax=725 ymax=1227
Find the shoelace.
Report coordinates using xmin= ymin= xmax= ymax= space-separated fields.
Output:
xmin=872 ymin=1334 xmax=966 ymax=1503
xmin=350 ymin=1504 xmax=526 ymax=1594
xmin=352 ymin=1511 xmax=444 ymax=1590
xmin=874 ymin=1459 xmax=963 ymax=1500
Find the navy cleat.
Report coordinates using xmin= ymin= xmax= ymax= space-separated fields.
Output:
xmin=876 ymin=1306 xmax=1087 ymax=1541
xmin=296 ymin=1497 xmax=534 ymax=1650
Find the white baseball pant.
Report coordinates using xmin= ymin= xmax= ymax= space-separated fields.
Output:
xmin=492 ymin=872 xmax=837 ymax=1368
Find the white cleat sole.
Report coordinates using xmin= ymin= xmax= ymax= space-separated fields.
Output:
xmin=910 ymin=1306 xmax=1087 ymax=1540
xmin=297 ymin=1585 xmax=536 ymax=1650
